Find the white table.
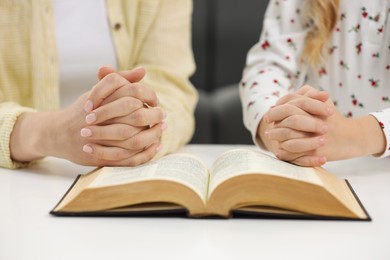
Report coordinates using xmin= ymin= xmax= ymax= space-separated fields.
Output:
xmin=1 ymin=144 xmax=389 ymax=260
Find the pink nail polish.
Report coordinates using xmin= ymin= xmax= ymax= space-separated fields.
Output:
xmin=86 ymin=113 xmax=96 ymax=124
xmin=84 ymin=100 xmax=93 ymax=113
xmin=161 ymin=123 xmax=168 ymax=131
xmin=83 ymin=145 xmax=93 ymax=153
xmin=322 ymin=124 xmax=329 ymax=133
xmin=327 ymin=107 xmax=334 ymax=115
xmin=80 ymin=128 xmax=92 ymax=137
xmin=156 ymin=144 xmax=163 ymax=152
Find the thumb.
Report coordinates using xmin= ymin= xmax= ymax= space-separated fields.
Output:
xmin=97 ymin=66 xmax=146 ymax=83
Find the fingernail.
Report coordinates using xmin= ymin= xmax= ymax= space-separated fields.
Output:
xmin=156 ymin=144 xmax=163 ymax=152
xmin=263 ymin=116 xmax=269 ymax=123
xmin=318 ymin=156 xmax=327 ymax=165
xmin=327 ymin=107 xmax=334 ymax=115
xmin=161 ymin=123 xmax=168 ymax=131
xmin=275 ymin=150 xmax=281 ymax=159
xmin=80 ymin=128 xmax=92 ymax=137
xmin=83 ymin=145 xmax=93 ymax=153
xmin=84 ymin=100 xmax=93 ymax=113
xmin=264 ymin=130 xmax=270 ymax=138
xmin=86 ymin=113 xmax=96 ymax=124
xmin=163 ymin=111 xmax=167 ymax=119
xmin=318 ymin=136 xmax=326 ymax=145
xmin=322 ymin=124 xmax=329 ymax=133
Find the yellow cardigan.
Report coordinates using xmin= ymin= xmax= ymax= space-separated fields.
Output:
xmin=0 ymin=0 xmax=197 ymax=168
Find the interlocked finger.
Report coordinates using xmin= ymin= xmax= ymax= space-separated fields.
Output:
xmin=80 ymin=124 xmax=144 ymax=141
xmin=276 ymin=149 xmax=326 ymax=167
xmin=101 ymin=82 xmax=159 ymax=108
xmin=85 ymin=73 xmax=129 ymax=112
xmin=85 ymin=96 xmax=143 ymax=125
xmin=88 ymin=143 xmax=160 ymax=167
xmin=265 ymin=104 xmax=309 ymax=123
xmin=96 ymin=123 xmax=164 ymax=150
xmin=290 ymin=155 xmax=327 ymax=167
xmin=266 ymin=127 xmax=314 ymax=142
xmin=280 ymin=136 xmax=326 ymax=153
xmin=274 ymin=114 xmax=328 ymax=134
xmin=102 ymin=107 xmax=165 ymax=127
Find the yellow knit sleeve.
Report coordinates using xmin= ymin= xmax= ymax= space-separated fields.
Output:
xmin=135 ymin=0 xmax=198 ymax=158
xmin=0 ymin=102 xmax=35 ymax=169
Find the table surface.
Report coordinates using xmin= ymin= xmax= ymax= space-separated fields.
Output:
xmin=1 ymin=144 xmax=389 ymax=260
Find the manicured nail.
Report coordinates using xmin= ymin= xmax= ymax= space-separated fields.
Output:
xmin=156 ymin=144 xmax=163 ymax=152
xmin=83 ymin=145 xmax=93 ymax=153
xmin=318 ymin=136 xmax=326 ymax=145
xmin=161 ymin=123 xmax=168 ymax=131
xmin=321 ymin=124 xmax=329 ymax=133
xmin=327 ymin=107 xmax=334 ymax=115
xmin=80 ymin=128 xmax=92 ymax=137
xmin=86 ymin=113 xmax=96 ymax=124
xmin=84 ymin=100 xmax=93 ymax=113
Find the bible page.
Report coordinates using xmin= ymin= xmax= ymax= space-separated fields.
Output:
xmin=88 ymin=153 xmax=209 ymax=202
xmin=208 ymin=149 xmax=322 ymax=196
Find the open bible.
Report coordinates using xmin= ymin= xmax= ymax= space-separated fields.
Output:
xmin=51 ymin=148 xmax=370 ymax=220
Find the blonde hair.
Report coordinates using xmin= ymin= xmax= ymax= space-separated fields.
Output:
xmin=303 ymin=0 xmax=340 ymax=67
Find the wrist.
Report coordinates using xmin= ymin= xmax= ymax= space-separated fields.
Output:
xmin=347 ymin=115 xmax=386 ymax=157
xmin=11 ymin=112 xmax=48 ymax=161
xmin=356 ymin=115 xmax=386 ymax=156
xmin=10 ymin=110 xmax=66 ymax=162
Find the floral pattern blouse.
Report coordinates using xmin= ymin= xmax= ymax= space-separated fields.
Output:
xmin=240 ymin=0 xmax=390 ymax=158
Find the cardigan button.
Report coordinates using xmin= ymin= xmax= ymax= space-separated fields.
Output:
xmin=114 ymin=23 xmax=122 ymax=31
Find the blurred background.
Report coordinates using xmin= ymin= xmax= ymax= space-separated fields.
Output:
xmin=189 ymin=0 xmax=270 ymax=144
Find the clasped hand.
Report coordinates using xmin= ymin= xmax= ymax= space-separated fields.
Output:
xmin=61 ymin=67 xmax=166 ymax=166
xmin=259 ymin=85 xmax=357 ymax=167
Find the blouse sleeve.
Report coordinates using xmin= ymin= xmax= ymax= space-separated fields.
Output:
xmin=370 ymin=109 xmax=390 ymax=158
xmin=239 ymin=0 xmax=309 ymax=147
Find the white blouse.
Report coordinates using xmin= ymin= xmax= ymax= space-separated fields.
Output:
xmin=240 ymin=0 xmax=390 ymax=158
xmin=53 ymin=0 xmax=118 ymax=108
